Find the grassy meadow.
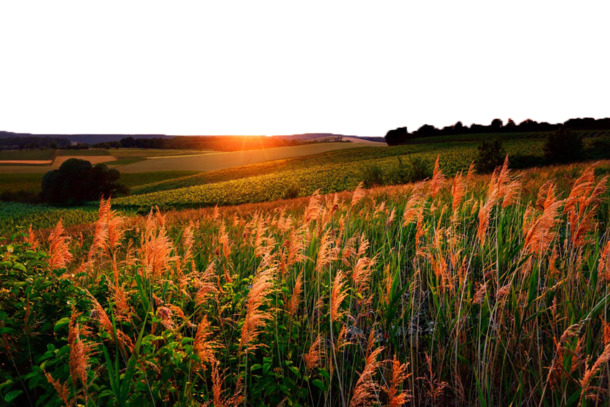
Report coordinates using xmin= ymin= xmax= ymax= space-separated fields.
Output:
xmin=1 ymin=158 xmax=609 ymax=406
xmin=1 ymin=132 xmax=610 ymax=406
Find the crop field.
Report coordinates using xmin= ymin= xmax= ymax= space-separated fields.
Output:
xmin=116 ymin=141 xmax=383 ymax=173
xmin=129 ymin=137 xmax=550 ymax=196
xmin=2 ymin=133 xmax=610 ymax=235
xmin=0 ymin=171 xmax=198 ymax=197
xmin=1 ymin=159 xmax=609 ymax=406
xmin=117 ymin=139 xmax=544 ymax=208
xmin=0 ymin=149 xmax=56 ymax=161
xmin=111 ymin=149 xmax=213 ymax=159
xmin=53 ymin=155 xmax=116 ymax=168
xmin=0 ymin=173 xmax=46 ymax=193
xmin=57 ymin=149 xmax=111 ymax=156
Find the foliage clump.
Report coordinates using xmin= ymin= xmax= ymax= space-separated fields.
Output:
xmin=41 ymin=158 xmax=128 ymax=205
xmin=543 ymin=126 xmax=585 ymax=163
xmin=475 ymin=139 xmax=505 ymax=173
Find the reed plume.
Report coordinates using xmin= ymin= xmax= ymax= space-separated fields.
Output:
xmin=466 ymin=161 xmax=476 ymax=182
xmin=287 ymin=272 xmax=303 ymax=316
xmin=352 ymin=182 xmax=366 ymax=206
xmin=210 ymin=361 xmax=227 ymax=407
xmin=89 ymin=198 xmax=110 ymax=258
xmin=579 ymin=342 xmax=610 ymax=404
xmin=315 ymin=229 xmax=337 ymax=274
xmin=194 ymin=315 xmax=218 ymax=367
xmin=305 ymin=190 xmax=322 ymax=224
xmin=349 ymin=330 xmax=384 ymax=407
xmin=430 ymin=156 xmax=445 ymax=199
xmin=524 ymin=200 xmax=564 ymax=255
xmin=48 ymin=219 xmax=73 ymax=270
xmin=352 ymin=255 xmax=377 ymax=294
xmin=195 ymin=261 xmax=219 ymax=306
xmin=27 ymin=224 xmax=39 ymax=250
xmin=342 ymin=235 xmax=358 ymax=266
xmin=304 ymin=334 xmax=324 ymax=370
xmin=384 ymin=354 xmax=412 ymax=407
xmin=476 ymin=187 xmax=498 ymax=246
xmin=90 ymin=296 xmax=134 ymax=352
xmin=546 ymin=323 xmax=582 ymax=390
xmin=402 ymin=183 xmax=425 ymax=225
xmin=451 ymin=172 xmax=465 ymax=212
xmin=240 ymin=267 xmax=275 ymax=352
xmin=109 ymin=282 xmax=132 ymax=322
xmin=420 ymin=353 xmax=447 ymax=404
xmin=331 ymin=270 xmax=348 ymax=322
xmin=68 ymin=310 xmax=93 ymax=389
xmin=45 ymin=372 xmax=73 ymax=407
xmin=600 ymin=240 xmax=610 ymax=282
xmin=105 ymin=201 xmax=125 ymax=254
xmin=536 ymin=181 xmax=556 ymax=210
xmin=181 ymin=223 xmax=194 ymax=265
xmin=140 ymin=219 xmax=177 ymax=281
xmin=218 ymin=224 xmax=232 ymax=261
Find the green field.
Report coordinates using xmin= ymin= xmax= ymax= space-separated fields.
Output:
xmin=1 ymin=133 xmax=609 ymax=235
xmin=124 ymin=137 xmax=549 ymax=203
xmin=0 ymin=149 xmax=56 ymax=161
xmin=116 ymin=141 xmax=382 ymax=173
xmin=0 ymin=171 xmax=197 ymax=195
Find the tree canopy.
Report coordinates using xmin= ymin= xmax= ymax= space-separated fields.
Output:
xmin=41 ymin=158 xmax=128 ymax=205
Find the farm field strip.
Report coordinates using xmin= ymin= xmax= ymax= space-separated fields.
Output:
xmin=117 ymin=139 xmax=543 ymax=208
xmin=52 ymin=155 xmax=117 ymax=168
xmin=116 ymin=141 xmax=381 ymax=173
xmin=0 ymin=159 xmax=54 ymax=165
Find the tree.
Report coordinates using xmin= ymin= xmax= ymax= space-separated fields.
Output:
xmin=475 ymin=139 xmax=505 ymax=173
xmin=413 ymin=124 xmax=438 ymax=138
xmin=384 ymin=127 xmax=409 ymax=146
xmin=490 ymin=118 xmax=503 ymax=131
xmin=41 ymin=158 xmax=128 ymax=205
xmin=543 ymin=126 xmax=584 ymax=163
xmin=453 ymin=121 xmax=464 ymax=133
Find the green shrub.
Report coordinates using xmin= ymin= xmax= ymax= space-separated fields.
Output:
xmin=283 ymin=184 xmax=301 ymax=199
xmin=361 ymin=164 xmax=384 ymax=187
xmin=587 ymin=137 xmax=610 ymax=160
xmin=543 ymin=127 xmax=584 ymax=163
xmin=475 ymin=139 xmax=505 ymax=173
xmin=392 ymin=156 xmax=432 ymax=183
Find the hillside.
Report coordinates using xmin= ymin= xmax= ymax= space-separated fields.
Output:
xmin=1 ymin=159 xmax=609 ymax=405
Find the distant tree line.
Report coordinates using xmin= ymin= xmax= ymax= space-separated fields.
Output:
xmin=0 ymin=136 xmax=71 ymax=150
xmin=385 ymin=117 xmax=610 ymax=145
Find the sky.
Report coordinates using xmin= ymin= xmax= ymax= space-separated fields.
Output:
xmin=1 ymin=1 xmax=609 ymax=137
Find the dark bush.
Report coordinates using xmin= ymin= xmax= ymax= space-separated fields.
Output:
xmin=283 ymin=184 xmax=301 ymax=200
xmin=475 ymin=139 xmax=506 ymax=173
xmin=587 ymin=137 xmax=610 ymax=160
xmin=41 ymin=158 xmax=129 ymax=205
xmin=361 ymin=164 xmax=384 ymax=187
xmin=508 ymin=154 xmax=545 ymax=170
xmin=391 ymin=156 xmax=432 ymax=184
xmin=543 ymin=127 xmax=585 ymax=163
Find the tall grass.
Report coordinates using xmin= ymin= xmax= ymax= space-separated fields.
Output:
xmin=1 ymin=159 xmax=609 ymax=406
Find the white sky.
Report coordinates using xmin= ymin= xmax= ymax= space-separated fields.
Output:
xmin=1 ymin=1 xmax=609 ymax=137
